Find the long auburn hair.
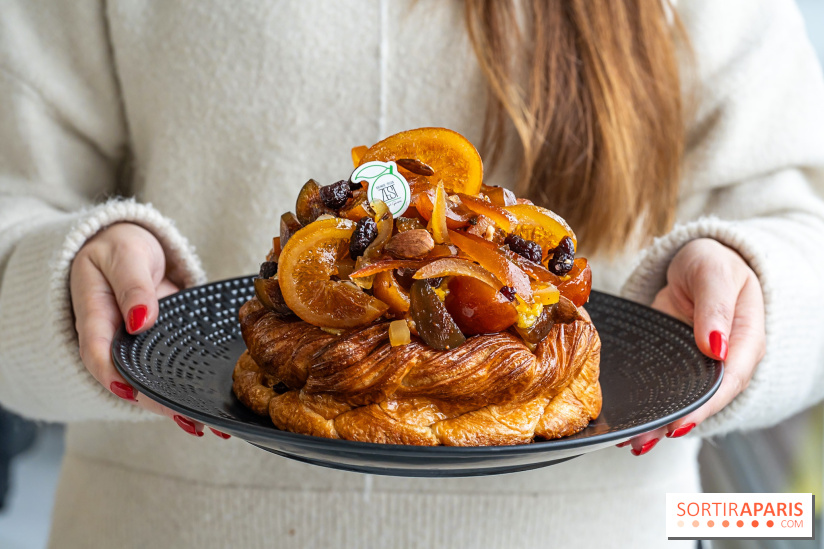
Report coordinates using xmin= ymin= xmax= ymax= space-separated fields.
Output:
xmin=465 ymin=0 xmax=685 ymax=256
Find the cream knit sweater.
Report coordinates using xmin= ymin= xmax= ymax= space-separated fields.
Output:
xmin=1 ymin=1 xmax=824 ymax=548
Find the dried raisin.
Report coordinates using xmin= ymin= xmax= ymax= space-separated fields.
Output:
xmin=499 ymin=286 xmax=517 ymax=302
xmin=349 ymin=216 xmax=378 ymax=259
xmin=547 ymin=236 xmax=575 ymax=276
xmin=319 ymin=180 xmax=353 ymax=210
xmin=504 ymin=234 xmax=542 ymax=263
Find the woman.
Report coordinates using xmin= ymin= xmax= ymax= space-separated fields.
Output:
xmin=1 ymin=0 xmax=823 ymax=547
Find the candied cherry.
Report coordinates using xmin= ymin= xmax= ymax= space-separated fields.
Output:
xmin=444 ymin=276 xmax=518 ymax=335
xmin=557 ymin=258 xmax=592 ymax=308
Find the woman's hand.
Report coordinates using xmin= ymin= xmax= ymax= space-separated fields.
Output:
xmin=619 ymin=238 xmax=766 ymax=455
xmin=70 ymin=222 xmax=228 ymax=439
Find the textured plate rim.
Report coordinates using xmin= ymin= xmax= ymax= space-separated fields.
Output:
xmin=112 ymin=275 xmax=723 ymax=456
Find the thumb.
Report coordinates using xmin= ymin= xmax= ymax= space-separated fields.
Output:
xmin=101 ymin=244 xmax=165 ymax=335
xmin=682 ymin=265 xmax=741 ymax=362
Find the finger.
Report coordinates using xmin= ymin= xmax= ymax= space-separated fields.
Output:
xmin=650 ymin=286 xmax=692 ymax=325
xmin=665 ymin=274 xmax=765 ymax=436
xmin=72 ymin=258 xmax=135 ymax=393
xmin=157 ymin=278 xmax=180 ymax=300
xmin=626 ymin=427 xmax=666 ymax=456
xmin=687 ymin=262 xmax=749 ymax=361
xmin=94 ymin=243 xmax=164 ymax=335
xmin=72 ymin=258 xmax=204 ymax=437
xmin=209 ymin=427 xmax=232 ymax=439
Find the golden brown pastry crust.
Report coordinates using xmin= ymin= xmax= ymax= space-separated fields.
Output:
xmin=234 ymin=298 xmax=601 ymax=446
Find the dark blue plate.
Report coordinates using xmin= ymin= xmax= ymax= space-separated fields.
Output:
xmin=112 ymin=275 xmax=722 ymax=477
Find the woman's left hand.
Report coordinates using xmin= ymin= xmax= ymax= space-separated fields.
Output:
xmin=618 ymin=238 xmax=766 ymax=456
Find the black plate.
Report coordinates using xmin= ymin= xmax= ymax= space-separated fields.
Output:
xmin=112 ymin=275 xmax=722 ymax=477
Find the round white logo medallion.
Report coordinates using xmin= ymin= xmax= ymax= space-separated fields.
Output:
xmin=351 ymin=161 xmax=411 ymax=218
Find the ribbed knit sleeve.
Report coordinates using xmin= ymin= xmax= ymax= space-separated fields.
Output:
xmin=0 ymin=2 xmax=205 ymax=421
xmin=0 ymin=200 xmax=205 ymax=422
xmin=621 ymin=0 xmax=824 ymax=436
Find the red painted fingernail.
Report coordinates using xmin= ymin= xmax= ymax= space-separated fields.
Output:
xmin=667 ymin=422 xmax=696 ymax=438
xmin=127 ymin=305 xmax=148 ymax=333
xmin=209 ymin=428 xmax=231 ymax=439
xmin=631 ymin=438 xmax=659 ymax=456
xmin=110 ymin=381 xmax=136 ymax=402
xmin=709 ymin=330 xmax=728 ymax=361
xmin=174 ymin=415 xmax=203 ymax=437
xmin=616 ymin=441 xmax=631 ymax=448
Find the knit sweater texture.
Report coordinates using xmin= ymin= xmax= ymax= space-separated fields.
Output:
xmin=1 ymin=0 xmax=824 ymax=547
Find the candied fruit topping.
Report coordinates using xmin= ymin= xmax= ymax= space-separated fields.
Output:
xmin=409 ymin=279 xmax=466 ymax=351
xmin=499 ymin=286 xmax=516 ymax=302
xmin=261 ymin=127 xmax=592 ymax=350
xmin=296 ymin=179 xmax=335 ymax=225
xmin=547 ymin=236 xmax=575 ymax=276
xmin=444 ymin=276 xmax=517 ymax=335
xmin=504 ymin=234 xmax=542 ymax=264
xmin=396 ymin=158 xmax=435 ymax=176
xmin=426 ymin=277 xmax=444 ymax=288
xmin=277 ymin=217 xmax=388 ymax=328
xmin=515 ymin=300 xmax=544 ymax=329
xmin=259 ymin=261 xmax=278 ymax=279
xmin=389 ymin=319 xmax=412 ymax=346
xmin=319 ymin=180 xmax=353 ymax=210
xmin=349 ymin=216 xmax=378 ymax=260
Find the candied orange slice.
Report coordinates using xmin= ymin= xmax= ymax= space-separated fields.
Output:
xmin=358 ymin=128 xmax=483 ymax=195
xmin=278 ymin=217 xmax=388 ymax=328
xmin=505 ymin=204 xmax=577 ymax=252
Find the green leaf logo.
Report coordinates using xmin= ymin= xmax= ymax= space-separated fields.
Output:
xmin=355 ymin=161 xmax=411 ymax=217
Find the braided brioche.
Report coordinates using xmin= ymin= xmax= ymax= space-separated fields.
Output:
xmin=233 ymin=298 xmax=601 ymax=446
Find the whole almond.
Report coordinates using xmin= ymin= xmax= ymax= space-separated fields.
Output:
xmin=550 ymin=296 xmax=582 ymax=324
xmin=385 ymin=229 xmax=435 ymax=259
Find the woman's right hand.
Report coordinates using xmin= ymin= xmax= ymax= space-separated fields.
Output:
xmin=69 ymin=222 xmax=227 ymax=439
